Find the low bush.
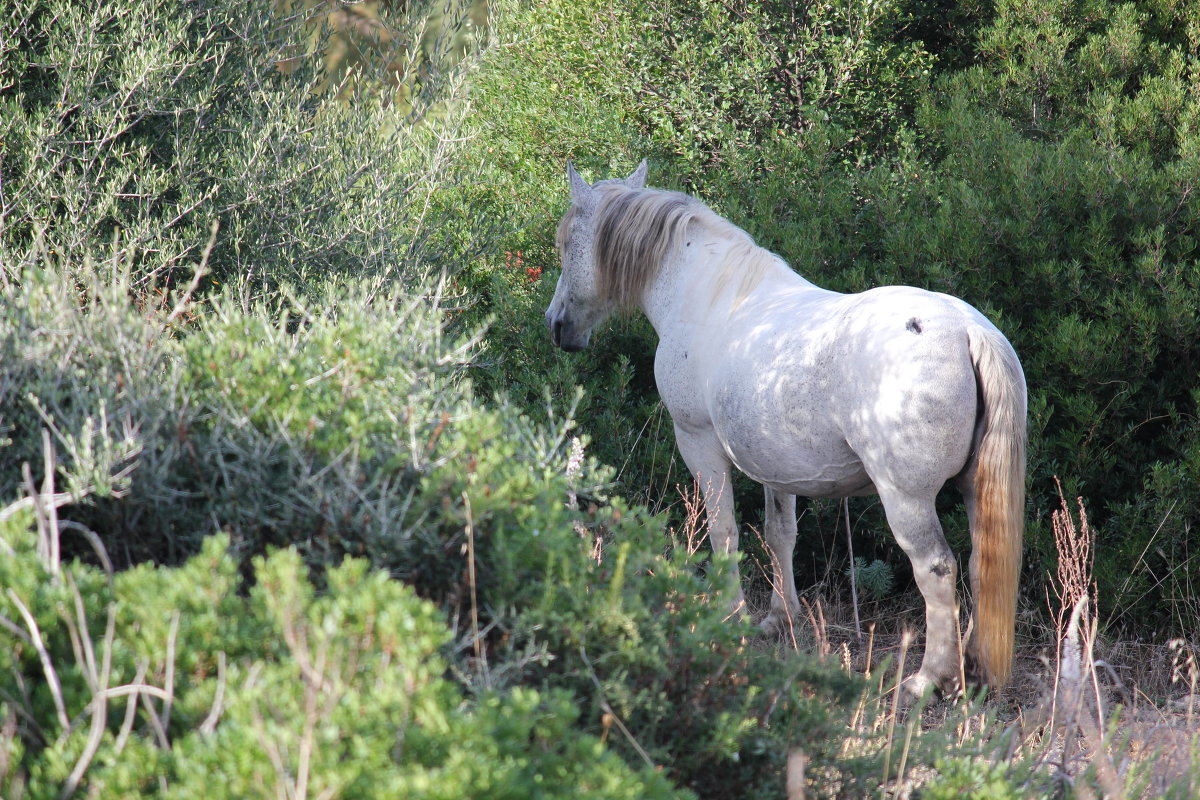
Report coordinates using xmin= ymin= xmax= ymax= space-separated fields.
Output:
xmin=919 ymin=757 xmax=1027 ymax=800
xmin=0 ymin=516 xmax=681 ymax=798
xmin=0 ymin=258 xmax=866 ymax=798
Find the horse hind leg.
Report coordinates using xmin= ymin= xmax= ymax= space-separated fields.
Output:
xmin=878 ymin=486 xmax=963 ymax=699
xmin=760 ymin=487 xmax=801 ymax=639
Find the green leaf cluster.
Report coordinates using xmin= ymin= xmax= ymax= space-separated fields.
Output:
xmin=919 ymin=756 xmax=1026 ymax=800
xmin=850 ymin=558 xmax=897 ymax=601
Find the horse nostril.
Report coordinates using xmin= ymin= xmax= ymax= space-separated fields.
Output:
xmin=551 ymin=318 xmax=563 ymax=346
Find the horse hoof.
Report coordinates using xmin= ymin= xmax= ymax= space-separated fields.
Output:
xmin=899 ymin=672 xmax=963 ymax=708
xmin=757 ymin=611 xmax=797 ymax=640
xmin=897 ymin=673 xmax=939 ymax=709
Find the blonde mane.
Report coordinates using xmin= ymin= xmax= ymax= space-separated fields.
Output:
xmin=557 ymin=184 xmax=780 ymax=310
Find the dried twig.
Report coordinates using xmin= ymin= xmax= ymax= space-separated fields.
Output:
xmin=200 ymin=651 xmax=228 ymax=736
xmin=579 ymin=646 xmax=656 ymax=771
xmin=165 ymin=220 xmax=217 ymax=326
xmin=114 ymin=659 xmax=150 ymax=755
xmin=843 ymin=498 xmax=862 ymax=640
xmin=7 ymin=589 xmax=69 ymax=731
xmin=59 ymin=605 xmax=116 ymax=800
xmin=882 ymin=630 xmax=913 ymax=786
xmin=462 ymin=490 xmax=487 ymax=682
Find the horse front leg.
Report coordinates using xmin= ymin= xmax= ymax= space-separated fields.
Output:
xmin=674 ymin=428 xmax=747 ymax=619
xmin=760 ymin=487 xmax=801 ymax=638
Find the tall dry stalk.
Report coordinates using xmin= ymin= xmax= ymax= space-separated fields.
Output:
xmin=676 ymin=479 xmax=710 ymax=556
xmin=1040 ymin=478 xmax=1124 ymax=796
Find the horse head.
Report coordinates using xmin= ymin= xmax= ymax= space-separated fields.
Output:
xmin=544 ymin=160 xmax=647 ymax=351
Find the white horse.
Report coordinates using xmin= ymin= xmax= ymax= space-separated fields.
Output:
xmin=545 ymin=161 xmax=1027 ymax=697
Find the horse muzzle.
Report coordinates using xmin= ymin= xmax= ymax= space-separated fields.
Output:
xmin=545 ymin=312 xmax=589 ymax=352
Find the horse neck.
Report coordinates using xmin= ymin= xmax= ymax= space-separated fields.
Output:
xmin=636 ymin=224 xmax=706 ymax=335
xmin=638 ymin=224 xmax=796 ymax=337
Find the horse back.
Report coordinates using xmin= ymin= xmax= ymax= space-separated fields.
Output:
xmin=660 ymin=282 xmax=988 ymax=496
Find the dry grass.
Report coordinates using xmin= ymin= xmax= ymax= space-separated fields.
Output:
xmin=707 ymin=478 xmax=1200 ymax=798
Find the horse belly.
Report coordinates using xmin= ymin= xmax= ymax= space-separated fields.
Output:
xmin=715 ymin=406 xmax=874 ymax=498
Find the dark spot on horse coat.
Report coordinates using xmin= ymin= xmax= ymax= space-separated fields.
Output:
xmin=930 ymin=560 xmax=951 ymax=578
xmin=906 ymin=317 xmax=923 ymax=334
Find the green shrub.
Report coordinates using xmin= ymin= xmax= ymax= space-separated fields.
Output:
xmin=850 ymin=558 xmax=897 ymax=601
xmin=0 ymin=258 xmax=869 ymax=798
xmin=816 ymin=0 xmax=1200 ymax=627
xmin=0 ymin=0 xmax=484 ymax=293
xmin=0 ymin=259 xmax=578 ymax=579
xmin=495 ymin=518 xmax=866 ymax=800
xmin=0 ymin=514 xmax=682 ymax=798
xmin=919 ymin=757 xmax=1026 ymax=800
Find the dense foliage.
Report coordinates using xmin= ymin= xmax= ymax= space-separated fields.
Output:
xmin=455 ymin=0 xmax=1200 ymax=629
xmin=0 ymin=521 xmax=681 ymax=798
xmin=2 ymin=0 xmax=1199 ymax=796
xmin=0 ymin=0 xmax=482 ymax=293
xmin=0 ymin=264 xmax=862 ymax=798
xmin=859 ymin=0 xmax=1200 ymax=630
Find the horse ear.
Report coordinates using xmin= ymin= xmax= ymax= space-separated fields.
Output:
xmin=567 ymin=161 xmax=592 ymax=201
xmin=625 ymin=159 xmax=648 ymax=189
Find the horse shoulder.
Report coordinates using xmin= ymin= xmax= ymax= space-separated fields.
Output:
xmin=652 ymin=336 xmax=714 ymax=433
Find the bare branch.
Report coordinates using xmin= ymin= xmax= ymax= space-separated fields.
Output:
xmin=59 ymin=605 xmax=115 ymax=800
xmin=160 ymin=610 xmax=180 ymax=743
xmin=199 ymin=651 xmax=228 ymax=736
xmin=113 ymin=659 xmax=150 ymax=755
xmin=165 ymin=220 xmax=218 ymax=326
xmin=7 ymin=588 xmax=69 ymax=731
